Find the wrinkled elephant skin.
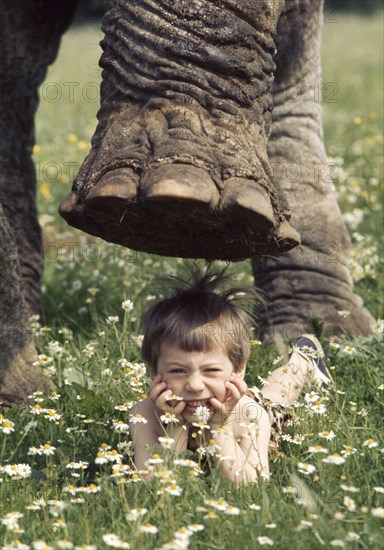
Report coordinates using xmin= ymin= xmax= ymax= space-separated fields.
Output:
xmin=0 ymin=0 xmax=374 ymax=404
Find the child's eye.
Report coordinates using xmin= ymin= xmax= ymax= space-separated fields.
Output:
xmin=205 ymin=368 xmax=220 ymax=373
xmin=169 ymin=369 xmax=185 ymax=374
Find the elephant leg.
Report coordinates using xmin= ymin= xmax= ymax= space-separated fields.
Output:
xmin=0 ymin=203 xmax=52 ymax=406
xmin=253 ymin=0 xmax=374 ymax=341
xmin=0 ymin=1 xmax=79 ymax=402
xmin=60 ymin=0 xmax=300 ymax=261
xmin=0 ymin=0 xmax=79 ymax=316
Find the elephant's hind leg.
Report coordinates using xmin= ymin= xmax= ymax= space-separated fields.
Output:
xmin=253 ymin=0 xmax=374 ymax=340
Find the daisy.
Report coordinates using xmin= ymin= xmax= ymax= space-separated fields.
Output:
xmin=56 ymin=539 xmax=73 ymax=550
xmin=112 ymin=420 xmax=130 ymax=433
xmin=105 ymin=450 xmax=123 ymax=463
xmin=121 ymin=299 xmax=134 ymax=312
xmin=0 ymin=419 xmax=15 ymax=434
xmin=363 ymin=438 xmax=378 ymax=448
xmin=297 ymin=462 xmax=316 ymax=475
xmin=52 ymin=519 xmax=67 ymax=529
xmin=102 ymin=534 xmax=130 ymax=549
xmin=165 ymin=484 xmax=182 ymax=496
xmin=304 ymin=392 xmax=320 ymax=403
xmin=166 ymin=393 xmax=183 ymax=402
xmin=145 ymin=454 xmax=164 ymax=465
xmin=308 ymin=445 xmax=328 ymax=454
xmin=342 ymin=346 xmax=357 ymax=355
xmin=43 ymin=409 xmax=62 ymax=422
xmin=48 ymin=500 xmax=67 ymax=516
xmin=174 ymin=527 xmax=190 ymax=541
xmin=187 ymin=524 xmax=204 ymax=533
xmin=106 ymin=316 xmax=119 ymax=325
xmin=191 ymin=420 xmax=210 ymax=430
xmin=322 ymin=454 xmax=346 ymax=465
xmin=291 ymin=434 xmax=306 ymax=445
xmin=3 ymin=464 xmax=32 ymax=478
xmin=343 ymin=496 xmax=356 ymax=512
xmin=257 ymin=536 xmax=274 ymax=546
xmin=114 ymin=402 xmax=134 ymax=411
xmin=340 ymin=484 xmax=359 ymax=492
xmin=129 ymin=413 xmax=148 ymax=424
xmin=160 ymin=413 xmax=180 ymax=424
xmin=318 ymin=430 xmax=336 ymax=440
xmin=138 ymin=524 xmax=158 ymax=534
xmin=193 ymin=405 xmax=211 ymax=424
xmin=345 ymin=532 xmax=360 ymax=541
xmin=40 ymin=444 xmax=56 ymax=456
xmin=66 ymin=461 xmax=88 ymax=470
xmin=282 ymin=486 xmax=298 ymax=494
xmin=206 ymin=438 xmax=221 ymax=455
xmin=33 ymin=542 xmax=53 ymax=550
xmin=224 ymin=505 xmax=240 ymax=515
xmin=158 ymin=435 xmax=175 ymax=449
xmin=84 ymin=483 xmax=100 ymax=493
xmin=330 ymin=540 xmax=345 ymax=547
xmin=2 ymin=511 xmax=23 ymax=530
xmin=309 ymin=402 xmax=327 ymax=414
xmin=204 ymin=511 xmax=218 ymax=520
xmin=173 ymin=459 xmax=199 ymax=468
xmin=341 ymin=445 xmax=357 ymax=457
xmin=371 ymin=318 xmax=384 ymax=336
xmin=56 ymin=541 xmax=74 ymax=549
xmin=126 ymin=508 xmax=148 ymax=521
xmin=205 ymin=498 xmax=228 ymax=511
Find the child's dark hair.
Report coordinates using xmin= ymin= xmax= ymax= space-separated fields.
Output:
xmin=141 ymin=265 xmax=263 ymax=373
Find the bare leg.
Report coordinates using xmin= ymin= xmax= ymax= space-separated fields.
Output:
xmin=260 ymin=351 xmax=312 ymax=404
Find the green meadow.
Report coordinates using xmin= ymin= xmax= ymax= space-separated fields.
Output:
xmin=1 ymin=13 xmax=383 ymax=550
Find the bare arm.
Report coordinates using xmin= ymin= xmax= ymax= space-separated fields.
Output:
xmin=129 ymin=399 xmax=163 ymax=473
xmin=209 ymin=398 xmax=271 ymax=484
xmin=130 ymin=392 xmax=188 ymax=476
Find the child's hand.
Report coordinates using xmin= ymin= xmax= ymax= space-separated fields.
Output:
xmin=208 ymin=375 xmax=248 ymax=427
xmin=149 ymin=374 xmax=186 ymax=417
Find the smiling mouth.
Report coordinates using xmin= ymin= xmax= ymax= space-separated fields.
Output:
xmin=184 ymin=399 xmax=212 ymax=411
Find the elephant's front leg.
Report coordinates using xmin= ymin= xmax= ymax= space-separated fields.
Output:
xmin=0 ymin=1 xmax=79 ymax=401
xmin=0 ymin=0 xmax=79 ymax=316
xmin=253 ymin=0 xmax=374 ymax=340
xmin=60 ymin=0 xmax=299 ymax=260
xmin=0 ymin=203 xmax=52 ymax=405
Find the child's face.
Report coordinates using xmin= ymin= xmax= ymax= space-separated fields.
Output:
xmin=155 ymin=341 xmax=245 ymax=422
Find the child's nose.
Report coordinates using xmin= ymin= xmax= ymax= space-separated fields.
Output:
xmin=185 ymin=374 xmax=205 ymax=392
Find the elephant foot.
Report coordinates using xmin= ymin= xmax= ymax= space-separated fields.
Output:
xmin=60 ymin=164 xmax=300 ymax=260
xmin=259 ymin=299 xmax=375 ymax=345
xmin=0 ymin=342 xmax=53 ymax=408
xmin=253 ymin=251 xmax=375 ymax=344
xmin=220 ymin=177 xmax=300 ymax=254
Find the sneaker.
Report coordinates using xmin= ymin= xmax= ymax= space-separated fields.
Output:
xmin=291 ymin=334 xmax=334 ymax=387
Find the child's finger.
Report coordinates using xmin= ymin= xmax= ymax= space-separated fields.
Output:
xmin=149 ymin=374 xmax=163 ymax=391
xmin=154 ymin=389 xmax=177 ymax=412
xmin=209 ymin=397 xmax=224 ymax=411
xmin=224 ymin=380 xmax=242 ymax=403
xmin=172 ymin=401 xmax=186 ymax=415
xmin=149 ymin=381 xmax=167 ymax=402
xmin=229 ymin=376 xmax=248 ymax=394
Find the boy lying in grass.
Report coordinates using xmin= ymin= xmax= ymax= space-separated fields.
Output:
xmin=130 ymin=267 xmax=332 ymax=484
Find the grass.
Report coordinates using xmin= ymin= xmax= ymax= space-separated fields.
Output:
xmin=1 ymin=13 xmax=383 ymax=550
